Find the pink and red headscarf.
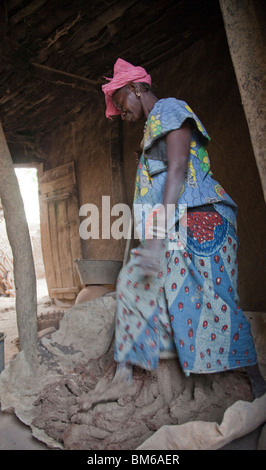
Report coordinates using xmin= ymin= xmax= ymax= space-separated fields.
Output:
xmin=102 ymin=58 xmax=151 ymax=118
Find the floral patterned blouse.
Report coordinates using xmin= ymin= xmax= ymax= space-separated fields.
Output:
xmin=133 ymin=98 xmax=237 ymax=240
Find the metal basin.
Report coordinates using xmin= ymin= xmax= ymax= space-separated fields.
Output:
xmin=75 ymin=259 xmax=122 ymax=285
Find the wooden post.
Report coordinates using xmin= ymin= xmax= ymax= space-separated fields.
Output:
xmin=219 ymin=0 xmax=266 ymax=201
xmin=0 ymin=121 xmax=38 ymax=363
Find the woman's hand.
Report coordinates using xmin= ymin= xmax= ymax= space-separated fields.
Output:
xmin=133 ymin=238 xmax=164 ymax=276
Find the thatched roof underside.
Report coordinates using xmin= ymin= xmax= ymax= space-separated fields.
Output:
xmin=0 ymin=0 xmax=223 ymax=162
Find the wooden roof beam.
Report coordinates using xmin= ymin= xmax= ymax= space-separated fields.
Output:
xmin=1 ymin=37 xmax=101 ymax=92
xmin=30 ymin=62 xmax=102 ymax=92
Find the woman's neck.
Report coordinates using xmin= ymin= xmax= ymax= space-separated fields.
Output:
xmin=141 ymin=92 xmax=158 ymax=119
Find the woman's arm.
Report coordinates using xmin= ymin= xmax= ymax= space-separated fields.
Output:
xmin=135 ymin=120 xmax=192 ymax=275
xmin=163 ymin=120 xmax=192 ymax=211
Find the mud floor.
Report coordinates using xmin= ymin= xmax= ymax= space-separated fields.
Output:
xmin=0 ymin=274 xmax=265 ymax=451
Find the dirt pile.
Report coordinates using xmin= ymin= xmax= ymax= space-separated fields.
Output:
xmin=0 ymin=294 xmax=264 ymax=451
xmin=31 ymin=345 xmax=253 ymax=450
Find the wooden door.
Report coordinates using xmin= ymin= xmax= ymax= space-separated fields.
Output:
xmin=38 ymin=162 xmax=82 ymax=301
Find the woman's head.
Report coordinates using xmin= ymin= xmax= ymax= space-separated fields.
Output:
xmin=102 ymin=58 xmax=152 ymax=119
xmin=112 ymin=82 xmax=151 ymax=122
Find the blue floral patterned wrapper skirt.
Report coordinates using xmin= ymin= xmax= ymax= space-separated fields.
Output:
xmin=114 ymin=211 xmax=257 ymax=375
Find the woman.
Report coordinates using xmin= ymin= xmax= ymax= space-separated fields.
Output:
xmin=79 ymin=59 xmax=265 ymax=410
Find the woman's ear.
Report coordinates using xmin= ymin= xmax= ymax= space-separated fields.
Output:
xmin=128 ymin=82 xmax=141 ymax=98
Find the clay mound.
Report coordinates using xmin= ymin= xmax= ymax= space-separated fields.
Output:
xmin=31 ymin=344 xmax=253 ymax=450
xmin=0 ymin=296 xmax=264 ymax=450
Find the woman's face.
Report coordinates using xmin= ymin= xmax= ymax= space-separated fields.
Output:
xmin=112 ymin=86 xmax=143 ymax=122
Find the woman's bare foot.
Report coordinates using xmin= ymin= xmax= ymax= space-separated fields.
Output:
xmin=77 ymin=363 xmax=133 ymax=412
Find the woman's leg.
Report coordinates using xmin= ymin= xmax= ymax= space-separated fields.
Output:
xmin=113 ymin=362 xmax=133 ymax=385
xmin=245 ymin=363 xmax=266 ymax=398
